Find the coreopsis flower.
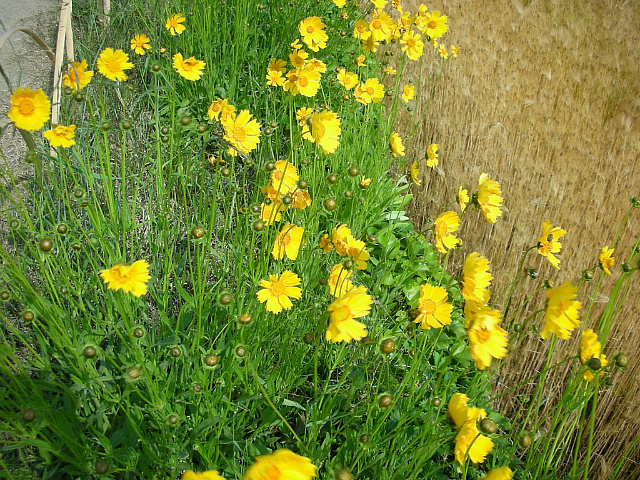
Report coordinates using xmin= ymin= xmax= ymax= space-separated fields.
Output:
xmin=541 ymin=281 xmax=582 ymax=340
xmin=353 ymin=20 xmax=371 ymax=40
xmin=337 ymin=69 xmax=359 ymax=90
xmin=266 ymin=69 xmax=285 ymax=87
xmin=383 ymin=66 xmax=396 ymax=75
xmin=359 ymin=175 xmax=371 ymax=188
xmin=389 ymin=132 xmax=405 ymax=157
xmin=296 ymin=107 xmax=313 ymax=126
xmin=292 ymin=190 xmax=312 ymax=210
xmin=369 ymin=11 xmax=396 ymax=42
xmin=284 ymin=66 xmax=322 ymax=97
xmin=333 ymin=0 xmax=346 ymax=6
xmin=326 ymin=285 xmax=372 ymax=343
xmin=458 ymin=187 xmax=469 ymax=212
xmin=483 ymin=467 xmax=513 ymax=480
xmin=599 ymin=246 xmax=615 ymax=275
xmin=271 ymin=160 xmax=299 ymax=194
xmin=448 ymin=393 xmax=494 ymax=464
xmin=466 ymin=307 xmax=508 ymax=370
xmin=344 ymin=236 xmax=370 ymax=270
xmin=433 ymin=211 xmax=460 ymax=253
xmin=416 ymin=10 xmax=448 ymax=39
xmin=221 ymin=110 xmax=261 ymax=156
xmin=299 ymin=16 xmax=328 ymax=52
xmin=43 ymin=124 xmax=76 ymax=148
xmin=319 ymin=234 xmax=333 ymax=253
xmin=62 ymin=60 xmax=94 ymax=92
xmin=289 ymin=48 xmax=309 ymax=69
xmin=372 ymin=0 xmax=387 ymax=8
xmin=400 ymin=30 xmax=424 ymax=60
xmin=362 ymin=36 xmax=380 ymax=53
xmin=476 ymin=173 xmax=503 ymax=223
xmin=173 ymin=53 xmax=205 ymax=81
xmin=165 ymin=13 xmax=186 ymax=35
xmin=410 ymin=161 xmax=421 ymax=185
xmin=537 ymin=221 xmax=566 ymax=269
xmin=8 ymin=87 xmax=50 ymax=131
xmin=207 ymin=98 xmax=235 ymax=122
xmin=392 ymin=0 xmax=403 ymax=11
xmin=461 ymin=252 xmax=492 ymax=303
xmin=331 ymin=224 xmax=353 ymax=256
xmin=260 ymin=202 xmax=286 ymax=224
xmin=354 ymin=78 xmax=384 ymax=104
xmin=328 ymin=263 xmax=354 ymax=297
xmin=426 ymin=143 xmax=439 ymax=167
xmin=130 ymin=34 xmax=151 ymax=55
xmin=580 ymin=329 xmax=608 ymax=381
xmin=306 ymin=58 xmax=327 ymax=73
xmin=414 ymin=284 xmax=453 ymax=329
xmin=310 ymin=110 xmax=341 ymax=154
xmin=438 ymin=44 xmax=449 ymax=59
xmin=355 ymin=54 xmax=366 ymax=66
xmin=97 ymin=48 xmax=134 ymax=81
xmin=451 ymin=45 xmax=460 ymax=57
xmin=242 ymin=449 xmax=316 ymax=480
xmin=181 ymin=470 xmax=225 ymax=480
xmin=256 ymin=271 xmax=302 ymax=314
xmin=99 ymin=260 xmax=150 ymax=297
xmin=268 ymin=58 xmax=287 ymax=73
xmin=272 ymin=224 xmax=304 ymax=260
xmin=402 ymin=84 xmax=415 ymax=103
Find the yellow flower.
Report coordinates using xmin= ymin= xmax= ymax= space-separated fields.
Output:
xmin=458 ymin=187 xmax=469 ymax=212
xmin=331 ymin=224 xmax=352 ymax=257
xmin=401 ymin=84 xmax=414 ymax=103
xmin=451 ymin=45 xmax=460 ymax=58
xmin=389 ymin=132 xmax=405 ymax=157
xmin=260 ymin=202 xmax=286 ymax=224
xmin=284 ymin=66 xmax=322 ymax=97
xmin=268 ymin=58 xmax=287 ymax=73
xmin=319 ymin=234 xmax=333 ymax=253
xmin=306 ymin=58 xmax=327 ymax=73
xmin=310 ymin=110 xmax=341 ymax=154
xmin=256 ymin=271 xmax=302 ymax=314
xmin=369 ymin=11 xmax=396 ymax=43
xmin=353 ymin=20 xmax=370 ymax=41
xmin=343 ymin=236 xmax=370 ymax=270
xmin=173 ymin=53 xmax=205 ymax=81
xmin=326 ymin=285 xmax=372 ymax=343
xmin=372 ymin=0 xmax=387 ymax=8
xmin=266 ymin=69 xmax=285 ymax=87
xmin=165 ymin=13 xmax=186 ymax=35
xmin=62 ymin=60 xmax=94 ymax=92
xmin=289 ymin=48 xmax=309 ymax=69
xmin=400 ymin=30 xmax=424 ymax=60
xmin=271 ymin=160 xmax=299 ymax=194
xmin=541 ymin=281 xmax=582 ymax=340
xmin=580 ymin=329 xmax=608 ymax=381
xmin=426 ymin=143 xmax=438 ymax=167
xmin=99 ymin=260 xmax=150 ymax=297
xmin=272 ymin=224 xmax=304 ymax=260
xmin=8 ymin=87 xmax=50 ymax=131
xmin=483 ymin=467 xmax=513 ymax=480
xmin=43 ymin=124 xmax=76 ymax=148
xmin=537 ymin=221 xmax=566 ymax=269
xmin=416 ymin=10 xmax=448 ymax=39
xmin=476 ymin=173 xmax=503 ymax=223
xmin=337 ymin=69 xmax=359 ymax=90
xmin=359 ymin=175 xmax=371 ymax=189
xmin=299 ymin=16 xmax=328 ymax=52
xmin=181 ymin=470 xmax=225 ymax=480
xmin=383 ymin=65 xmax=397 ymax=75
xmin=354 ymin=78 xmax=384 ymax=105
xmin=130 ymin=34 xmax=151 ymax=55
xmin=438 ymin=43 xmax=448 ymax=59
xmin=461 ymin=252 xmax=492 ymax=304
xmin=355 ymin=54 xmax=366 ymax=67
xmin=414 ymin=284 xmax=453 ymax=329
xmin=361 ymin=36 xmax=380 ymax=53
xmin=97 ymin=48 xmax=134 ymax=81
xmin=433 ymin=211 xmax=460 ymax=253
xmin=466 ymin=307 xmax=508 ymax=370
xmin=333 ymin=0 xmax=346 ymax=6
xmin=222 ymin=110 xmax=261 ymax=156
xmin=447 ymin=393 xmax=493 ymax=464
xmin=207 ymin=98 xmax=235 ymax=122
xmin=243 ymin=450 xmax=316 ymax=480
xmin=292 ymin=190 xmax=312 ymax=210
xmin=599 ymin=246 xmax=615 ymax=275
xmin=328 ymin=263 xmax=354 ymax=297
xmin=410 ymin=161 xmax=421 ymax=186
xmin=296 ymin=107 xmax=313 ymax=126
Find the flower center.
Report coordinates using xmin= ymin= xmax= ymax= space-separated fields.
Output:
xmin=233 ymin=127 xmax=246 ymax=142
xmin=298 ymin=76 xmax=309 ymax=87
xmin=17 ymin=99 xmax=35 ymax=116
xmin=269 ymin=280 xmax=286 ymax=296
xmin=434 ymin=221 xmax=448 ymax=238
xmin=472 ymin=327 xmax=491 ymax=344
xmin=279 ymin=233 xmax=291 ymax=246
xmin=406 ymin=38 xmax=415 ymax=47
xmin=184 ymin=60 xmax=197 ymax=71
xmin=372 ymin=20 xmax=382 ymax=29
xmin=107 ymin=58 xmax=122 ymax=73
xmin=428 ymin=20 xmax=438 ymax=29
xmin=306 ymin=26 xmax=315 ymax=34
xmin=313 ymin=122 xmax=326 ymax=138
xmin=421 ymin=298 xmax=436 ymax=315
xmin=366 ymin=87 xmax=375 ymax=95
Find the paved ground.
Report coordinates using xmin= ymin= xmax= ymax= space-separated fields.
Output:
xmin=0 ymin=0 xmax=58 ymax=171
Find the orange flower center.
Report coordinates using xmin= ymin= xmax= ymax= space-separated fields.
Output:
xmin=298 ymin=76 xmax=309 ymax=87
xmin=366 ymin=87 xmax=375 ymax=95
xmin=313 ymin=122 xmax=326 ymax=139
xmin=434 ymin=221 xmax=448 ymax=238
xmin=279 ymin=233 xmax=291 ymax=246
xmin=421 ymin=298 xmax=436 ymax=315
xmin=306 ymin=26 xmax=315 ymax=34
xmin=372 ymin=20 xmax=382 ymax=30
xmin=273 ymin=170 xmax=283 ymax=181
xmin=472 ymin=327 xmax=491 ymax=344
xmin=232 ymin=126 xmax=246 ymax=142
xmin=269 ymin=280 xmax=286 ymax=296
xmin=183 ymin=60 xmax=197 ymax=71
xmin=428 ymin=20 xmax=438 ymax=29
xmin=106 ymin=58 xmax=123 ymax=73
xmin=17 ymin=99 xmax=35 ymax=116
xmin=406 ymin=38 xmax=415 ymax=47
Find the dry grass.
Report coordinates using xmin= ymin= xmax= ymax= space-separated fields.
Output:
xmin=403 ymin=0 xmax=640 ymax=478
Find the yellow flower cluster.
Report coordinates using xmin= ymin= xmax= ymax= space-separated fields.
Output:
xmin=448 ymin=393 xmax=494 ymax=463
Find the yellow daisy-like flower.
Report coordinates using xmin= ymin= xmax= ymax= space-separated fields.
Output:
xmin=268 ymin=58 xmax=287 ymax=73
xmin=272 ymin=224 xmax=304 ymax=260
xmin=400 ymin=30 xmax=424 ymax=60
xmin=461 ymin=252 xmax=493 ymax=304
xmin=383 ymin=65 xmax=397 ymax=75
xmin=359 ymin=175 xmax=371 ymax=189
xmin=266 ymin=69 xmax=285 ymax=87
xmin=207 ymin=98 xmax=235 ymax=122
xmin=344 ymin=236 xmax=370 ymax=270
xmin=97 ymin=48 xmax=134 ymax=81
xmin=256 ymin=271 xmax=302 ymax=314
xmin=319 ymin=234 xmax=333 ymax=253
xmin=426 ymin=143 xmax=439 ymax=167
xmin=243 ymin=449 xmax=317 ymax=480
xmin=414 ymin=284 xmax=453 ymax=329
xmin=372 ymin=0 xmax=387 ymax=8
xmin=369 ymin=11 xmax=396 ymax=43
xmin=541 ymin=281 xmax=582 ymax=340
xmin=181 ymin=470 xmax=225 ymax=480
xmin=289 ymin=48 xmax=309 ymax=69
xmin=331 ymin=224 xmax=353 ymax=257
xmin=353 ymin=20 xmax=370 ymax=40
xmin=296 ymin=107 xmax=313 ymax=126
xmin=476 ymin=173 xmax=503 ymax=223
xmin=537 ymin=221 xmax=566 ymax=269
xmin=299 ymin=16 xmax=328 ymax=52
xmin=62 ymin=59 xmax=94 ymax=92
xmin=451 ymin=45 xmax=460 ymax=58
xmin=292 ymin=189 xmax=312 ymax=210
xmin=438 ymin=43 xmax=449 ymax=59
xmin=99 ymin=260 xmax=150 ymax=297
xmin=271 ymin=160 xmax=299 ymax=194
xmin=222 ymin=110 xmax=261 ymax=156
xmin=43 ymin=124 xmax=76 ymax=148
xmin=458 ymin=186 xmax=469 ymax=212
xmin=310 ymin=110 xmax=341 ymax=154
xmin=599 ymin=246 xmax=615 ymax=275
xmin=260 ymin=202 xmax=286 ymax=225
xmin=416 ymin=10 xmax=448 ymax=39
xmin=284 ymin=66 xmax=322 ymax=97
xmin=165 ymin=13 xmax=186 ymax=35
xmin=402 ymin=84 xmax=415 ymax=103
xmin=333 ymin=0 xmax=346 ymax=6
xmin=326 ymin=285 xmax=372 ymax=343
xmin=172 ymin=53 xmax=205 ymax=81
xmin=130 ymin=34 xmax=151 ymax=55
xmin=389 ymin=132 xmax=405 ymax=157
xmin=466 ymin=307 xmax=508 ymax=370
xmin=354 ymin=78 xmax=384 ymax=105
xmin=337 ymin=69 xmax=359 ymax=90
xmin=328 ymin=263 xmax=354 ymax=298
xmin=307 ymin=58 xmax=327 ymax=73
xmin=8 ymin=87 xmax=50 ymax=131
xmin=355 ymin=54 xmax=366 ymax=67
xmin=580 ymin=328 xmax=608 ymax=381
xmin=483 ymin=467 xmax=513 ymax=480
xmin=447 ymin=393 xmax=493 ymax=464
xmin=410 ymin=161 xmax=421 ymax=186
xmin=361 ymin=36 xmax=380 ymax=54
xmin=433 ymin=211 xmax=460 ymax=253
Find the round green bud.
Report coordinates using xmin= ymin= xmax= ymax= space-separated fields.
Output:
xmin=21 ymin=408 xmax=36 ymax=423
xmin=431 ymin=397 xmax=441 ymax=407
xmin=38 ymin=238 xmax=53 ymax=252
xmin=380 ymin=338 xmax=396 ymax=354
xmin=170 ymin=347 xmax=182 ymax=358
xmin=167 ymin=414 xmax=179 ymax=425
xmin=359 ymin=433 xmax=369 ymax=443
xmin=479 ymin=418 xmax=497 ymax=434
xmin=303 ymin=333 xmax=314 ymax=344
xmin=586 ymin=357 xmax=601 ymax=371
xmin=192 ymin=226 xmax=205 ymax=238
xmin=133 ymin=327 xmax=145 ymax=338
xmin=253 ymin=220 xmax=265 ymax=232
xmin=378 ymin=394 xmax=392 ymax=407
xmin=615 ymin=353 xmax=628 ymax=368
xmin=22 ymin=311 xmax=35 ymax=322
xmin=336 ymin=468 xmax=353 ymax=480
xmin=348 ymin=166 xmax=360 ymax=177
xmin=235 ymin=346 xmax=247 ymax=357
xmin=238 ymin=313 xmax=252 ymax=325
xmin=56 ymin=224 xmax=68 ymax=234
xmin=204 ymin=354 xmax=219 ymax=367
xmin=100 ymin=120 xmax=112 ymax=131
xmin=83 ymin=345 xmax=97 ymax=359
xmin=126 ymin=366 xmax=141 ymax=380
xmin=324 ymin=198 xmax=337 ymax=211
xmin=95 ymin=460 xmax=109 ymax=474
xmin=218 ymin=293 xmax=232 ymax=305
xmin=180 ymin=116 xmax=191 ymax=126
xmin=327 ymin=174 xmax=338 ymax=184
xmin=297 ymin=179 xmax=308 ymax=190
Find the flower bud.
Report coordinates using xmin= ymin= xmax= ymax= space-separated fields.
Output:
xmin=151 ymin=63 xmax=161 ymax=72
xmin=586 ymin=357 xmax=601 ymax=371
xmin=348 ymin=166 xmax=360 ymax=177
xmin=303 ymin=333 xmax=314 ymax=344
xmin=253 ymin=220 xmax=265 ymax=232
xmin=519 ymin=432 xmax=532 ymax=448
xmin=297 ymin=179 xmax=308 ymax=190
xmin=204 ymin=354 xmax=219 ymax=367
xmin=22 ymin=311 xmax=35 ymax=322
xmin=380 ymin=338 xmax=396 ymax=354
xmin=615 ymin=353 xmax=628 ymax=368
xmin=359 ymin=433 xmax=369 ymax=443
xmin=0 ymin=291 xmax=10 ymax=301
xmin=282 ymin=195 xmax=293 ymax=205
xmin=621 ymin=262 xmax=633 ymax=273
xmin=83 ymin=345 xmax=98 ymax=359
xmin=336 ymin=468 xmax=352 ymax=480
xmin=235 ymin=346 xmax=247 ymax=357
xmin=218 ymin=292 xmax=233 ymax=305
xmin=378 ymin=394 xmax=392 ymax=407
xmin=265 ymin=162 xmax=276 ymax=171
xmin=180 ymin=116 xmax=191 ymax=126
xmin=543 ymin=280 xmax=554 ymax=289
xmin=56 ymin=224 xmax=68 ymax=235
xmin=324 ymin=198 xmax=337 ymax=211
xmin=238 ymin=313 xmax=252 ymax=325
xmin=170 ymin=347 xmax=182 ymax=358
xmin=192 ymin=226 xmax=205 ymax=238
xmin=126 ymin=366 xmax=141 ymax=380
xmin=21 ymin=408 xmax=36 ymax=423
xmin=327 ymin=174 xmax=338 ymax=184
xmin=527 ymin=268 xmax=539 ymax=279
xmin=167 ymin=414 xmax=179 ymax=425
xmin=196 ymin=124 xmax=206 ymax=134
xmin=431 ymin=397 xmax=441 ymax=407
xmin=582 ymin=269 xmax=594 ymax=281
xmin=133 ymin=327 xmax=145 ymax=338
xmin=95 ymin=461 xmax=109 ymax=474
xmin=39 ymin=238 xmax=54 ymax=252
xmin=479 ymin=418 xmax=497 ymax=434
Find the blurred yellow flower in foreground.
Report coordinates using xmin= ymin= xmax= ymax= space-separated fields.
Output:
xmin=466 ymin=307 xmax=508 ymax=370
xmin=483 ymin=466 xmax=513 ymax=480
xmin=44 ymin=124 xmax=76 ymax=148
xmin=8 ymin=87 xmax=50 ymax=131
xmin=242 ymin=449 xmax=316 ymax=480
xmin=272 ymin=224 xmax=304 ymax=260
xmin=181 ymin=470 xmax=225 ymax=480
xmin=256 ymin=271 xmax=302 ymax=314
xmin=100 ymin=260 xmax=150 ymax=297
xmin=310 ymin=110 xmax=341 ymax=154
xmin=541 ymin=281 xmax=581 ymax=340
xmin=580 ymin=328 xmax=608 ymax=381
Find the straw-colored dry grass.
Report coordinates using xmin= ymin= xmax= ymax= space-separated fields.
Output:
xmin=403 ymin=0 xmax=640 ymax=478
